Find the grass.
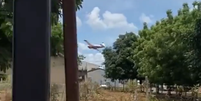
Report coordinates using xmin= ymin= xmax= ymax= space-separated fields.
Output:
xmin=0 ymin=76 xmax=200 ymax=101
xmin=50 ymin=79 xmax=146 ymax=101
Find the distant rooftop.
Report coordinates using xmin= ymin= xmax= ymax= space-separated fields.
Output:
xmin=79 ymin=61 xmax=100 ymax=71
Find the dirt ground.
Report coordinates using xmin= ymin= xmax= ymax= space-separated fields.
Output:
xmin=0 ymin=90 xmax=11 ymax=101
xmin=1 ymin=89 xmax=200 ymax=101
xmin=0 ymin=89 xmax=146 ymax=101
xmin=88 ymin=90 xmax=146 ymax=101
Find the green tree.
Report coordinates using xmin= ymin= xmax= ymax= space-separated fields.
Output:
xmin=102 ymin=32 xmax=138 ymax=81
xmin=102 ymin=47 xmax=122 ymax=81
xmin=0 ymin=16 xmax=12 ymax=72
xmin=133 ymin=2 xmax=201 ymax=93
xmin=101 ymin=2 xmax=201 ymax=94
xmin=1 ymin=0 xmax=83 ymax=24
xmin=51 ymin=23 xmax=63 ymax=56
xmin=0 ymin=0 xmax=84 ymax=71
xmin=51 ymin=23 xmax=85 ymax=65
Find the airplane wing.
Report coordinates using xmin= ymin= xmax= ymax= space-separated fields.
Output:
xmin=95 ymin=48 xmax=101 ymax=52
xmin=84 ymin=40 xmax=93 ymax=46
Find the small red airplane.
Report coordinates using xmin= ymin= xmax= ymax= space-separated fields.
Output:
xmin=84 ymin=40 xmax=105 ymax=52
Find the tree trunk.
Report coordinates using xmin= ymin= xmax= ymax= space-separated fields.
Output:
xmin=156 ymin=84 xmax=160 ymax=94
xmin=167 ymin=85 xmax=171 ymax=95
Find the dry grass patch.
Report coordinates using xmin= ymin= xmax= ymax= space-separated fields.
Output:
xmin=50 ymin=79 xmax=142 ymax=101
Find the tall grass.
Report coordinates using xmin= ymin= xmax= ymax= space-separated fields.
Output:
xmin=0 ymin=75 xmax=200 ymax=101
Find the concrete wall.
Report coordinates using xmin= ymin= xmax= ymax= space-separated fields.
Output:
xmin=87 ymin=69 xmax=106 ymax=85
xmin=87 ymin=69 xmax=123 ymax=87
xmin=5 ymin=57 xmax=100 ymax=84
xmin=50 ymin=57 xmax=99 ymax=84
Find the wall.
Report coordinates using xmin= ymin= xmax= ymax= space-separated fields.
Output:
xmin=4 ymin=56 xmax=100 ymax=84
xmin=87 ymin=69 xmax=123 ymax=87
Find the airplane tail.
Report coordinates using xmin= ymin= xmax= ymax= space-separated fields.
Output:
xmin=100 ymin=42 xmax=105 ymax=47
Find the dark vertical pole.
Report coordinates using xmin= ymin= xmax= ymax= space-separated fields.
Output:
xmin=13 ymin=0 xmax=51 ymax=100
xmin=63 ymin=0 xmax=79 ymax=100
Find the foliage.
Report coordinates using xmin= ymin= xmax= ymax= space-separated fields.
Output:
xmin=51 ymin=23 xmax=85 ymax=65
xmin=78 ymin=55 xmax=85 ymax=65
xmin=102 ymin=32 xmax=138 ymax=81
xmin=1 ymin=0 xmax=83 ymax=24
xmin=0 ymin=0 xmax=84 ymax=71
xmin=103 ymin=1 xmax=201 ymax=88
xmin=102 ymin=47 xmax=120 ymax=81
xmin=0 ymin=9 xmax=12 ymax=72
xmin=51 ymin=23 xmax=64 ymax=56
xmin=133 ymin=2 xmax=201 ymax=86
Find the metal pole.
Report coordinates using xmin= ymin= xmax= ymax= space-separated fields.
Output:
xmin=62 ymin=0 xmax=79 ymax=100
xmin=13 ymin=0 xmax=51 ymax=100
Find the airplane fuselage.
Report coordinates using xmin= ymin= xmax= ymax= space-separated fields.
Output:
xmin=88 ymin=46 xmax=94 ymax=49
xmin=88 ymin=45 xmax=104 ymax=49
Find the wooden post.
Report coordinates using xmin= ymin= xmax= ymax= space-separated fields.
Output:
xmin=63 ymin=0 xmax=79 ymax=100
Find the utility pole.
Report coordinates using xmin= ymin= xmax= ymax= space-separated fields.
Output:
xmin=13 ymin=0 xmax=51 ymax=100
xmin=63 ymin=0 xmax=79 ymax=100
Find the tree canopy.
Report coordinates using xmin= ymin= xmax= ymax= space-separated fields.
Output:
xmin=0 ymin=0 xmax=84 ymax=72
xmin=102 ymin=1 xmax=201 ymax=88
xmin=1 ymin=0 xmax=83 ymax=24
xmin=51 ymin=23 xmax=85 ymax=65
xmin=102 ymin=32 xmax=139 ymax=81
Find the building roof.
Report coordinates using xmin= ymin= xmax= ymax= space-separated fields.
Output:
xmin=87 ymin=68 xmax=104 ymax=72
xmin=79 ymin=61 xmax=100 ymax=71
